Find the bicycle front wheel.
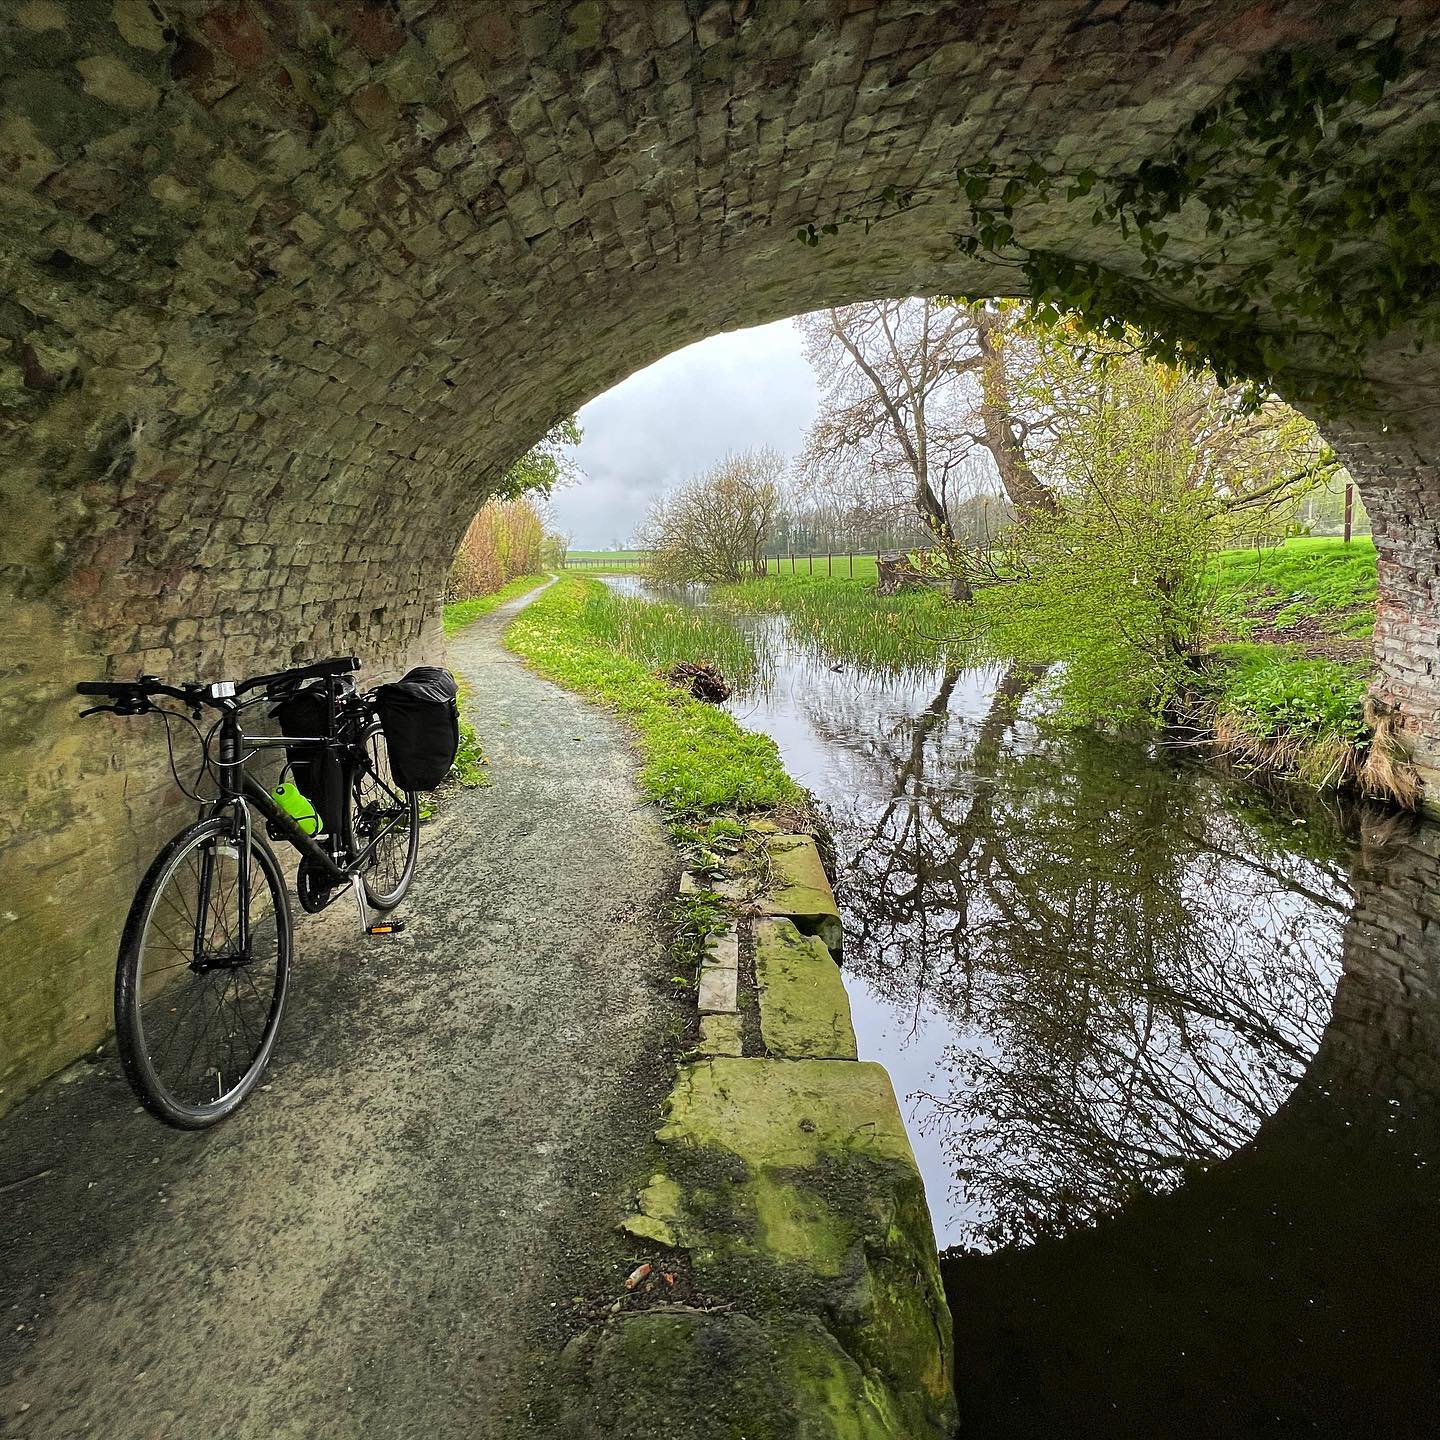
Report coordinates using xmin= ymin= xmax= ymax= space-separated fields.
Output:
xmin=115 ymin=817 xmax=291 ymax=1128
xmin=345 ymin=719 xmax=419 ymax=910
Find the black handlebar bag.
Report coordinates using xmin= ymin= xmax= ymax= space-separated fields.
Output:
xmin=374 ymin=667 xmax=460 ymax=792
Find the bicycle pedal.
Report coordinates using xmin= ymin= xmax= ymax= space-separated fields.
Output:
xmin=365 ymin=920 xmax=405 ymax=936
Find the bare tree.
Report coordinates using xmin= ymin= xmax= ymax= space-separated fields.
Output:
xmin=639 ymin=449 xmax=782 ymax=583
xmin=798 ymin=301 xmax=987 ymax=600
xmin=797 ymin=300 xmax=1065 ymax=599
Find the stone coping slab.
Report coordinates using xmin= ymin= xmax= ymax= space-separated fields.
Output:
xmin=696 ymin=965 xmax=738 ymax=1014
xmin=757 ymin=834 xmax=842 ymax=956
xmin=611 ymin=1057 xmax=954 ymax=1439
xmin=754 ymin=917 xmax=857 ymax=1060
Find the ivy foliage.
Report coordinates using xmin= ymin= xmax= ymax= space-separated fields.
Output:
xmin=800 ymin=28 xmax=1437 ymax=412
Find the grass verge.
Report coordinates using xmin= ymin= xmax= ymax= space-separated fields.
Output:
xmin=1189 ymin=643 xmax=1417 ymax=804
xmin=504 ymin=576 xmax=805 ymax=817
xmin=442 ymin=574 xmax=549 ymax=636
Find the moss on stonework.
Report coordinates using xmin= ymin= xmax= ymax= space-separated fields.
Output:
xmin=758 ymin=834 xmax=843 ymax=954
xmin=612 ymin=1058 xmax=956 ymax=1438
xmin=754 ymin=917 xmax=857 ymax=1059
xmin=557 ymin=1310 xmax=914 ymax=1440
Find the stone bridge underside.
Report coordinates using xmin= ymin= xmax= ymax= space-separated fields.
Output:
xmin=3 ymin=0 xmax=1439 ymax=1105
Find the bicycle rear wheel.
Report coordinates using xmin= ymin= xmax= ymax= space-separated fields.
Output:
xmin=346 ymin=718 xmax=419 ymax=910
xmin=115 ymin=817 xmax=291 ymax=1128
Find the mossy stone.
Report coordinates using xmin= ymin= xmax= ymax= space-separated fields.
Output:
xmin=637 ymin=1059 xmax=956 ymax=1437
xmin=557 ymin=1311 xmax=915 ymax=1439
xmin=754 ymin=917 xmax=857 ymax=1059
xmin=758 ymin=835 xmax=843 ymax=954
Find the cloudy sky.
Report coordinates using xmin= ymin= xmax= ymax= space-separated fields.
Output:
xmin=549 ymin=319 xmax=820 ymax=548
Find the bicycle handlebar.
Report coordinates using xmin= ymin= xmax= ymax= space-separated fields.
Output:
xmin=239 ymin=655 xmax=361 ymax=696
xmin=76 ymin=656 xmax=362 ymax=713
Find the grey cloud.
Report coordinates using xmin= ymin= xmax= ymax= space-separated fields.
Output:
xmin=548 ymin=319 xmax=819 ymax=547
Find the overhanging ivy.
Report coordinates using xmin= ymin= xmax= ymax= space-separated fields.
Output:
xmin=800 ymin=28 xmax=1438 ymax=413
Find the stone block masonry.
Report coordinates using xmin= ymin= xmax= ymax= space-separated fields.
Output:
xmin=571 ymin=838 xmax=954 ymax=1438
xmin=3 ymin=1 xmax=1440 ymax=1106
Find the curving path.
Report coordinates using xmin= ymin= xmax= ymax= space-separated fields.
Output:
xmin=0 ymin=582 xmax=678 ymax=1439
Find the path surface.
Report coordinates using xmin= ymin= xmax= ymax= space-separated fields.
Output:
xmin=0 ymin=583 xmax=678 ymax=1439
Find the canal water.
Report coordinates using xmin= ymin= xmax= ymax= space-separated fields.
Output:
xmin=606 ymin=576 xmax=1440 ymax=1436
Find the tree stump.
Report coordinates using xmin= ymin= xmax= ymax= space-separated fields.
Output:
xmin=875 ymin=551 xmax=946 ymax=595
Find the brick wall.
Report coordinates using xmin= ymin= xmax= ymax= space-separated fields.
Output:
xmin=3 ymin=0 xmax=1439 ymax=1110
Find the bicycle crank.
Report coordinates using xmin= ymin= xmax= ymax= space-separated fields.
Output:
xmin=350 ymin=874 xmax=405 ymax=936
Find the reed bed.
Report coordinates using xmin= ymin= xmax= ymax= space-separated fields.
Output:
xmin=712 ymin=574 xmax=986 ymax=677
xmin=578 ymin=585 xmax=760 ymax=685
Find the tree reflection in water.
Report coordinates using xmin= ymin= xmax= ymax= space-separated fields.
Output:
xmin=808 ymin=661 xmax=1358 ymax=1249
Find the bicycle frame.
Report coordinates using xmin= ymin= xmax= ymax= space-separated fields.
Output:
xmin=207 ymin=693 xmax=410 ymax=908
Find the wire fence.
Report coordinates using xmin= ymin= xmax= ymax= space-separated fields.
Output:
xmin=561 ymin=553 xmax=878 ymax=576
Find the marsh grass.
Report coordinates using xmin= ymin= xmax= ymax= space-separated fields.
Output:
xmin=713 ymin=573 xmax=985 ymax=676
xmin=505 ymin=576 xmax=803 ymax=816
xmin=715 ymin=555 xmax=1408 ymax=802
xmin=579 ymin=585 xmax=759 ymax=683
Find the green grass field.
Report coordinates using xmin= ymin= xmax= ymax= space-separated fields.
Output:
xmin=1206 ymin=536 xmax=1377 ymax=638
xmin=760 ymin=554 xmax=881 ymax=582
xmin=566 ymin=552 xmax=885 ymax=578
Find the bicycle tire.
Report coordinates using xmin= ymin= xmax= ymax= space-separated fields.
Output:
xmin=115 ymin=817 xmax=292 ymax=1129
xmin=345 ymin=718 xmax=419 ymax=910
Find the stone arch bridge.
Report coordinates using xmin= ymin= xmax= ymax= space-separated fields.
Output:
xmin=2 ymin=0 xmax=1438 ymax=1105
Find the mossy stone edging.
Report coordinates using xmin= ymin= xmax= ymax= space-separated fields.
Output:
xmin=755 ymin=917 xmax=858 ymax=1060
xmin=758 ymin=834 xmax=844 ymax=956
xmin=560 ymin=830 xmax=956 ymax=1439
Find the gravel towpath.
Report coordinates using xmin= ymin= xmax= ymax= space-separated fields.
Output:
xmin=0 ymin=581 xmax=678 ymax=1439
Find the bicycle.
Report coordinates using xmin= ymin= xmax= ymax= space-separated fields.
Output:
xmin=77 ymin=656 xmax=422 ymax=1129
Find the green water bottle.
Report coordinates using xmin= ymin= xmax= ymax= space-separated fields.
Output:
xmin=272 ymin=781 xmax=320 ymax=836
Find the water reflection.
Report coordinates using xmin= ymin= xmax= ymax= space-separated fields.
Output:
xmin=942 ymin=827 xmax=1440 ymax=1437
xmin=605 ymin=574 xmax=1440 ymax=1429
xmin=829 ymin=662 xmax=1357 ymax=1248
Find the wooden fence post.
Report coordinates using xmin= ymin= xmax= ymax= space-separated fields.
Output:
xmin=848 ymin=551 xmax=853 ymax=577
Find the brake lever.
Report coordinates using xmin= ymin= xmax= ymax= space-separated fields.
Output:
xmin=79 ymin=698 xmax=153 ymax=719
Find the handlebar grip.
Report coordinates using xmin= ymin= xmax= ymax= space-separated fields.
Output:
xmin=298 ymin=655 xmax=361 ymax=681
xmin=76 ymin=681 xmax=127 ymax=696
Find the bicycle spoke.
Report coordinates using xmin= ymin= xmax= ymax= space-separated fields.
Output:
xmin=129 ymin=826 xmax=288 ymax=1116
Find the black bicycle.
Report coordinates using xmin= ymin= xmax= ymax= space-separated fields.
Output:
xmin=77 ymin=656 xmax=421 ymax=1128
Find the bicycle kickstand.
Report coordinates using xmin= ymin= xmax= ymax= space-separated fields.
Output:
xmin=351 ymin=874 xmax=405 ymax=936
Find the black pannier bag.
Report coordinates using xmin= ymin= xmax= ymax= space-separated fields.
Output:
xmin=374 ymin=666 xmax=460 ymax=792
xmin=271 ymin=683 xmax=345 ymax=835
